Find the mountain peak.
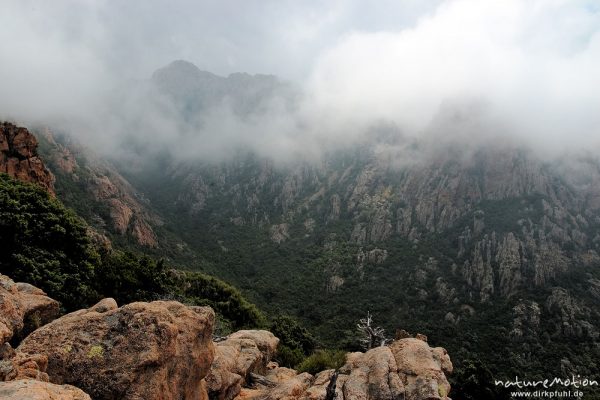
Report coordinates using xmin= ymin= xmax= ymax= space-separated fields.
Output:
xmin=151 ymin=59 xmax=219 ymax=83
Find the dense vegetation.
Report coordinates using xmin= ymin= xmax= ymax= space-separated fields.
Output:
xmin=0 ymin=173 xmax=98 ymax=309
xmin=0 ymin=173 xmax=265 ymax=331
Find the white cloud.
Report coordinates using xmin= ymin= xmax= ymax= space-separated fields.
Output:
xmin=307 ymin=0 xmax=600 ymax=153
xmin=1 ymin=0 xmax=599 ymax=161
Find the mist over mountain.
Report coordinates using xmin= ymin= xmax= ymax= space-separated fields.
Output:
xmin=2 ymin=1 xmax=600 ymax=164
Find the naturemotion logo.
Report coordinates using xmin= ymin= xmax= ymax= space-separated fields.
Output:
xmin=495 ymin=375 xmax=598 ymax=399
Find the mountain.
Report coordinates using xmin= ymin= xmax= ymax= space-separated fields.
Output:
xmin=121 ymin=133 xmax=600 ymax=387
xmin=15 ymin=61 xmax=600 ymax=398
xmin=151 ymin=59 xmax=296 ymax=117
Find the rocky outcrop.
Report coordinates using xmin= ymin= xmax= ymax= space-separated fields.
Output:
xmin=545 ymin=288 xmax=598 ymax=339
xmin=1 ymin=265 xmax=455 ymax=400
xmin=270 ymin=223 xmax=290 ymax=244
xmin=0 ymin=379 xmax=91 ymax=400
xmin=391 ymin=338 xmax=453 ymax=400
xmin=0 ymin=122 xmax=55 ymax=194
xmin=18 ymin=299 xmax=215 ymax=400
xmin=336 ymin=346 xmax=405 ymax=400
xmin=510 ymin=301 xmax=541 ymax=339
xmin=93 ymin=176 xmax=158 ymax=247
xmin=462 ymin=226 xmax=569 ymax=302
xmin=206 ymin=330 xmax=279 ymax=400
xmin=0 ymin=275 xmax=59 ymax=344
xmin=0 ymin=276 xmax=58 ymax=387
xmin=231 ymin=336 xmax=452 ymax=400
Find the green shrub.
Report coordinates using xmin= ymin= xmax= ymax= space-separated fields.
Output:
xmin=274 ymin=344 xmax=306 ymax=368
xmin=270 ymin=315 xmax=317 ymax=356
xmin=0 ymin=174 xmax=98 ymax=309
xmin=296 ymin=350 xmax=347 ymax=375
xmin=94 ymin=251 xmax=172 ymax=304
xmin=171 ymin=271 xmax=267 ymax=329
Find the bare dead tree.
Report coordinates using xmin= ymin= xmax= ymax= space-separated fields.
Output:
xmin=357 ymin=311 xmax=386 ymax=350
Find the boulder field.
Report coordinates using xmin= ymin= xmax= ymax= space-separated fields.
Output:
xmin=0 ymin=274 xmax=453 ymax=399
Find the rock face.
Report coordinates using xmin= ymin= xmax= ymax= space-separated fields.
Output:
xmin=206 ymin=330 xmax=279 ymax=400
xmin=228 ymin=336 xmax=452 ymax=400
xmin=18 ymin=299 xmax=215 ymax=400
xmin=336 ymin=346 xmax=405 ymax=400
xmin=0 ymin=274 xmax=60 ymax=344
xmin=0 ymin=122 xmax=55 ymax=194
xmin=390 ymin=338 xmax=453 ymax=400
xmin=0 ymin=379 xmax=91 ymax=400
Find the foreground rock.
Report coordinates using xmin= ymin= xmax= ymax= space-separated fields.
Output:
xmin=206 ymin=330 xmax=279 ymax=400
xmin=0 ymin=275 xmax=59 ymax=384
xmin=0 ymin=274 xmax=60 ymax=344
xmin=0 ymin=379 xmax=90 ymax=400
xmin=391 ymin=338 xmax=453 ymax=399
xmin=18 ymin=299 xmax=215 ymax=400
xmin=232 ymin=336 xmax=452 ymax=400
xmin=336 ymin=346 xmax=405 ymax=400
xmin=0 ymin=343 xmax=49 ymax=382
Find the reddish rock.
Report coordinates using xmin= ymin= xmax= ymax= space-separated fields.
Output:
xmin=207 ymin=330 xmax=279 ymax=400
xmin=415 ymin=333 xmax=428 ymax=342
xmin=261 ymin=372 xmax=313 ymax=400
xmin=390 ymin=338 xmax=453 ymax=400
xmin=339 ymin=347 xmax=405 ymax=400
xmin=265 ymin=366 xmax=298 ymax=384
xmin=0 ymin=274 xmax=60 ymax=344
xmin=0 ymin=343 xmax=49 ymax=382
xmin=18 ymin=299 xmax=215 ymax=400
xmin=40 ymin=127 xmax=159 ymax=247
xmin=130 ymin=217 xmax=159 ymax=248
xmin=229 ymin=337 xmax=452 ymax=400
xmin=298 ymin=369 xmax=335 ymax=400
xmin=0 ymin=379 xmax=91 ymax=400
xmin=227 ymin=330 xmax=279 ymax=368
xmin=0 ymin=122 xmax=55 ymax=194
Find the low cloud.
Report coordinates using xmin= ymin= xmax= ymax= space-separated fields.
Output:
xmin=1 ymin=0 xmax=599 ymax=163
xmin=307 ymin=0 xmax=600 ymax=155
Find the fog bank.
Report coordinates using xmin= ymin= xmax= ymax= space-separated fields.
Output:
xmin=1 ymin=1 xmax=599 ymax=162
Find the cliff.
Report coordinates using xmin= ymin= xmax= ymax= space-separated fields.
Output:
xmin=0 ymin=122 xmax=54 ymax=194
xmin=36 ymin=128 xmax=159 ymax=248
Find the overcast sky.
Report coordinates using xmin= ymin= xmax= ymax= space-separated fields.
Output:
xmin=1 ymin=0 xmax=600 ymax=160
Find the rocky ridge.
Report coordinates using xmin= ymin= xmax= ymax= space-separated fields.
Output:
xmin=37 ymin=127 xmax=159 ymax=247
xmin=145 ymin=143 xmax=600 ymax=335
